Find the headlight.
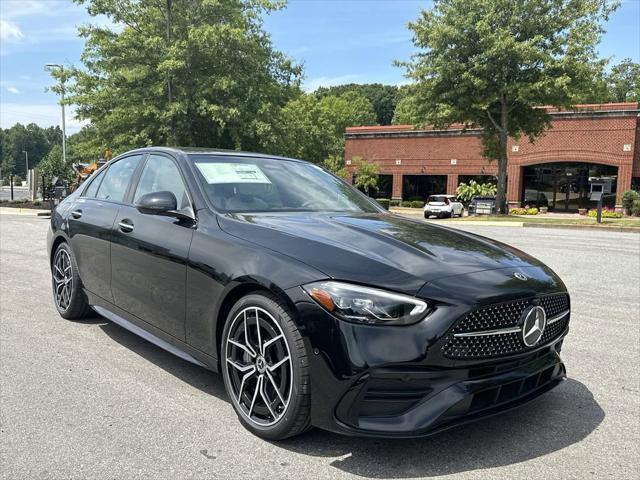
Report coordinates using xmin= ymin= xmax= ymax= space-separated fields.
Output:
xmin=302 ymin=281 xmax=429 ymax=325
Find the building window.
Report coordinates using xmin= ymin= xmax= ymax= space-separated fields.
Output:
xmin=458 ymin=175 xmax=497 ymax=186
xmin=522 ymin=163 xmax=617 ymax=212
xmin=402 ymin=175 xmax=447 ymax=200
xmin=355 ymin=174 xmax=392 ymax=198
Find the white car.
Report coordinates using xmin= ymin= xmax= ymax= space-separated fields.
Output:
xmin=423 ymin=194 xmax=464 ymax=219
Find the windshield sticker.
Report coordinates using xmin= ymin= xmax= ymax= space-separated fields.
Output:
xmin=195 ymin=163 xmax=272 ymax=185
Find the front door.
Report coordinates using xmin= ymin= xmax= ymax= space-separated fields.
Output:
xmin=110 ymin=154 xmax=195 ymax=340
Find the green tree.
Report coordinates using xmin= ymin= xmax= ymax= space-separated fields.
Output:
xmin=315 ymin=83 xmax=399 ymax=125
xmin=353 ymin=156 xmax=379 ymax=194
xmin=400 ymin=0 xmax=617 ymax=213
xmin=68 ymin=0 xmax=301 ymax=152
xmin=392 ymin=86 xmax=422 ymax=125
xmin=38 ymin=145 xmax=72 ymax=184
xmin=275 ymin=91 xmax=376 ymax=163
xmin=608 ymin=59 xmax=640 ymax=102
xmin=1 ymin=123 xmax=51 ymax=177
xmin=66 ymin=125 xmax=110 ymax=166
xmin=322 ymin=154 xmax=347 ymax=179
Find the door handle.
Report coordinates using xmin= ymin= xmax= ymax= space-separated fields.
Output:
xmin=118 ymin=220 xmax=134 ymax=233
xmin=71 ymin=209 xmax=82 ymax=219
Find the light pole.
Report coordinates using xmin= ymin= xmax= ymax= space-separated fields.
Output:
xmin=21 ymin=150 xmax=28 ymax=185
xmin=45 ymin=64 xmax=66 ymax=166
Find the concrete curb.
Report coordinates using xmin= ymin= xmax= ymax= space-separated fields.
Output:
xmin=522 ymin=222 xmax=640 ymax=233
xmin=0 ymin=207 xmax=50 ymax=216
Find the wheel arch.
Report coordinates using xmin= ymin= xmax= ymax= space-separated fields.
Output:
xmin=49 ymin=233 xmax=70 ymax=270
xmin=214 ymin=279 xmax=298 ymax=369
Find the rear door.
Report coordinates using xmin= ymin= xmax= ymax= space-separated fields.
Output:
xmin=67 ymin=154 xmax=143 ymax=302
xmin=110 ymin=153 xmax=195 ymax=340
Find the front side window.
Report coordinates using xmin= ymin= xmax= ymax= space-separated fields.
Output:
xmin=190 ymin=155 xmax=380 ymax=214
xmin=96 ymin=155 xmax=142 ymax=203
xmin=134 ymin=155 xmax=189 ymax=209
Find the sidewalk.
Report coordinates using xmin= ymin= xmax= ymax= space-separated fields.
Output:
xmin=0 ymin=207 xmax=50 ymax=216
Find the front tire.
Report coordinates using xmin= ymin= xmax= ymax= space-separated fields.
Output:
xmin=51 ymin=242 xmax=92 ymax=319
xmin=221 ymin=292 xmax=311 ymax=440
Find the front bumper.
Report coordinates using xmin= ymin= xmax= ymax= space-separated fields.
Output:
xmin=287 ymin=286 xmax=569 ymax=438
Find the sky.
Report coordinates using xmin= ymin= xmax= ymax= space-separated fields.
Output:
xmin=1 ymin=0 xmax=639 ymax=134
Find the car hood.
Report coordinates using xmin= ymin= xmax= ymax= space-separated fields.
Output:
xmin=217 ymin=212 xmax=547 ymax=295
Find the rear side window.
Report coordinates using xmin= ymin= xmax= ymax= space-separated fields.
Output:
xmin=83 ymin=168 xmax=106 ymax=198
xmin=96 ymin=155 xmax=142 ymax=203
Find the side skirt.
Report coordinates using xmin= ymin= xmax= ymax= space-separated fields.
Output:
xmin=87 ymin=291 xmax=219 ymax=372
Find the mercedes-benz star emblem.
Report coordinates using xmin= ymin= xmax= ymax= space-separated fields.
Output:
xmin=520 ymin=306 xmax=547 ymax=347
xmin=514 ymin=272 xmax=528 ymax=281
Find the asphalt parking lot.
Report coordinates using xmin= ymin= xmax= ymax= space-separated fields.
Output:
xmin=1 ymin=214 xmax=639 ymax=479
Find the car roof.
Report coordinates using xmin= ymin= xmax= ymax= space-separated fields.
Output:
xmin=124 ymin=146 xmax=306 ymax=164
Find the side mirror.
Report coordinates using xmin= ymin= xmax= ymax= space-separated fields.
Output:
xmin=135 ymin=191 xmax=177 ymax=215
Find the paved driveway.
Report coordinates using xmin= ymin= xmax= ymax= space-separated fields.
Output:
xmin=0 ymin=187 xmax=29 ymax=201
xmin=1 ymin=214 xmax=638 ymax=479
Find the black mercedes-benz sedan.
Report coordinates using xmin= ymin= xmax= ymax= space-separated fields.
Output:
xmin=47 ymin=147 xmax=570 ymax=440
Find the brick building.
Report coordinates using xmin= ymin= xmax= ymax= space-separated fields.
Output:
xmin=344 ymin=103 xmax=640 ymax=211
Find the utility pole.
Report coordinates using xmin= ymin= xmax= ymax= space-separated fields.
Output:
xmin=45 ymin=64 xmax=67 ymax=166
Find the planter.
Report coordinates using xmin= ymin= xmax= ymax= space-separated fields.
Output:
xmin=539 ymin=207 xmax=548 ymax=214
xmin=578 ymin=208 xmax=588 ymax=216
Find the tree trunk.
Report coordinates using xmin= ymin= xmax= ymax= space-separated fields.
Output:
xmin=166 ymin=0 xmax=174 ymax=145
xmin=496 ymin=97 xmax=509 ymax=214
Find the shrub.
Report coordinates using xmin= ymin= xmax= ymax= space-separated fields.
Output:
xmin=11 ymin=175 xmax=23 ymax=185
xmin=400 ymin=200 xmax=423 ymax=208
xmin=509 ymin=208 xmax=527 ymax=215
xmin=456 ymin=180 xmax=497 ymax=205
xmin=631 ymin=198 xmax=640 ymax=217
xmin=621 ymin=190 xmax=640 ymax=215
xmin=375 ymin=198 xmax=390 ymax=210
xmin=587 ymin=208 xmax=623 ymax=218
xmin=527 ymin=208 xmax=539 ymax=215
xmin=33 ymin=200 xmax=41 ymax=207
xmin=389 ymin=199 xmax=400 ymax=207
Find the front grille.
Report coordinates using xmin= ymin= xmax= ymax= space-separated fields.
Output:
xmin=442 ymin=294 xmax=570 ymax=360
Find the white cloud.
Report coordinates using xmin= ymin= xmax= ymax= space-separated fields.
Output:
xmin=0 ymin=103 xmax=87 ymax=133
xmin=6 ymin=87 xmax=21 ymax=94
xmin=303 ymin=74 xmax=363 ymax=92
xmin=0 ymin=19 xmax=24 ymax=41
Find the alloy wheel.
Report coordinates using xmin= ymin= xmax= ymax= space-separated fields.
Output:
xmin=53 ymin=248 xmax=73 ymax=311
xmin=225 ymin=306 xmax=293 ymax=427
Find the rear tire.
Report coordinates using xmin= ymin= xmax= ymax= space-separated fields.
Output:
xmin=221 ymin=292 xmax=311 ymax=440
xmin=51 ymin=242 xmax=92 ymax=320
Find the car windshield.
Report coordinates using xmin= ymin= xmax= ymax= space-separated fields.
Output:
xmin=190 ymin=154 xmax=381 ymax=214
xmin=428 ymin=196 xmax=449 ymax=203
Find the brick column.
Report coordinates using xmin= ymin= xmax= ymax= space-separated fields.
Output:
xmin=616 ymin=163 xmax=633 ymax=207
xmin=446 ymin=174 xmax=459 ymax=195
xmin=506 ymin=165 xmax=522 ymax=209
xmin=392 ymin=174 xmax=403 ymax=200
